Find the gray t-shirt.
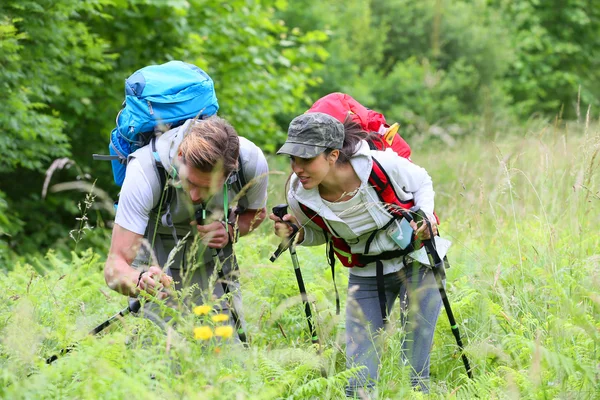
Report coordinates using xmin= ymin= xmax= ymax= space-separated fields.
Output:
xmin=115 ymin=136 xmax=268 ymax=235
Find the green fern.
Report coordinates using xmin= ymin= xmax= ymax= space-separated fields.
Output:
xmin=290 ymin=367 xmax=363 ymax=400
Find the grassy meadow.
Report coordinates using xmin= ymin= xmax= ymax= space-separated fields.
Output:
xmin=1 ymin=121 xmax=599 ymax=399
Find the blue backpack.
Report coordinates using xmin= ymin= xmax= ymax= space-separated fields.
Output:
xmin=94 ymin=61 xmax=219 ymax=186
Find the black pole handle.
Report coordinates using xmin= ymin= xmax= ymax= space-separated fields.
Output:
xmin=195 ymin=207 xmax=206 ymax=225
xmin=273 ymin=204 xmax=299 ymax=234
xmin=270 ymin=204 xmax=299 ymax=262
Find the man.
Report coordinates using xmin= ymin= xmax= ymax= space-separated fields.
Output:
xmin=104 ymin=115 xmax=268 ymax=336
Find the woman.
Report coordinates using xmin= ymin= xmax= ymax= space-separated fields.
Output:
xmin=270 ymin=112 xmax=442 ymax=396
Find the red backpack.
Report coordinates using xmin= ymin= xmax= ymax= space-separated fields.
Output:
xmin=307 ymin=92 xmax=412 ymax=159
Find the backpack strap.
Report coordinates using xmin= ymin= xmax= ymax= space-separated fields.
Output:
xmin=149 ymin=137 xmax=177 ymax=243
xmin=298 ymin=203 xmax=341 ymax=315
xmin=236 ymin=154 xmax=247 ymax=192
xmin=375 ymin=260 xmax=387 ymax=324
xmin=224 ymin=153 xmax=248 ymax=215
xmin=368 ymin=157 xmax=414 ymax=218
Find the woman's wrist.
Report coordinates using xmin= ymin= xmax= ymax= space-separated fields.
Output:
xmin=296 ymin=227 xmax=305 ymax=244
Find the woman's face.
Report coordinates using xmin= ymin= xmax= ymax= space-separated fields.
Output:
xmin=289 ymin=151 xmax=337 ymax=189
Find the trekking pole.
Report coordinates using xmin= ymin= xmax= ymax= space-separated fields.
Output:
xmin=411 ymin=208 xmax=473 ymax=379
xmin=195 ymin=208 xmax=248 ymax=346
xmin=270 ymin=204 xmax=319 ymax=345
xmin=46 ymin=299 xmax=141 ymax=364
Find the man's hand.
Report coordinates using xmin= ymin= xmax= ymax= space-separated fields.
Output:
xmin=137 ymin=265 xmax=173 ymax=299
xmin=106 ymin=224 xmax=174 ymax=298
xmin=193 ymin=220 xmax=230 ymax=249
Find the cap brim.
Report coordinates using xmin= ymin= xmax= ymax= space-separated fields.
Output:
xmin=276 ymin=142 xmax=327 ymax=158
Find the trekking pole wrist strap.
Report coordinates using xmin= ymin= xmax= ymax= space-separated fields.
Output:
xmin=221 ymin=220 xmax=238 ymax=244
xmin=136 ymin=270 xmax=145 ymax=289
xmin=229 ymin=221 xmax=239 ymax=242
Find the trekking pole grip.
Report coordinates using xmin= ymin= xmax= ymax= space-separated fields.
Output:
xmin=270 ymin=204 xmax=299 ymax=262
xmin=194 ymin=207 xmax=206 ymax=225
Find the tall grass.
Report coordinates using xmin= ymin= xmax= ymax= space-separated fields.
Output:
xmin=0 ymin=121 xmax=598 ymax=399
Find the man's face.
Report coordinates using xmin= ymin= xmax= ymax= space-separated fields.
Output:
xmin=177 ymin=158 xmax=226 ymax=205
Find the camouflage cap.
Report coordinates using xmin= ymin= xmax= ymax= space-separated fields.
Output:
xmin=277 ymin=112 xmax=344 ymax=158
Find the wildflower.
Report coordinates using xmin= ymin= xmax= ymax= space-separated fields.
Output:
xmin=214 ymin=325 xmax=234 ymax=339
xmin=194 ymin=326 xmax=213 ymax=340
xmin=211 ymin=313 xmax=229 ymax=323
xmin=194 ymin=305 xmax=211 ymax=316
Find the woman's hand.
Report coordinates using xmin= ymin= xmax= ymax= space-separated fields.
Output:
xmin=269 ymin=212 xmax=303 ymax=242
xmin=414 ymin=216 xmax=438 ymax=240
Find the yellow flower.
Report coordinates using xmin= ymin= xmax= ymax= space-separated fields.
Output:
xmin=211 ymin=313 xmax=229 ymax=323
xmin=194 ymin=326 xmax=213 ymax=340
xmin=193 ymin=305 xmax=211 ymax=316
xmin=214 ymin=325 xmax=234 ymax=339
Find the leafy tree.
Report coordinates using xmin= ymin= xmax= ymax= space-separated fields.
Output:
xmin=278 ymin=0 xmax=386 ymax=103
xmin=491 ymin=0 xmax=600 ymax=118
xmin=0 ymin=0 xmax=325 ymax=259
xmin=370 ymin=0 xmax=514 ymax=135
xmin=281 ymin=0 xmax=515 ymax=136
xmin=0 ymin=0 xmax=116 ymax=257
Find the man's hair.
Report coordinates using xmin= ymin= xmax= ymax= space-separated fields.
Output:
xmin=179 ymin=116 xmax=240 ymax=176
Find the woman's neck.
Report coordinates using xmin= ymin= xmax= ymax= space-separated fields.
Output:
xmin=319 ymin=162 xmax=361 ymax=202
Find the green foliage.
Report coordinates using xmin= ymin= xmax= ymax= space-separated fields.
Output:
xmin=0 ymin=191 xmax=22 ymax=262
xmin=371 ymin=0 xmax=515 ymax=135
xmin=1 ymin=123 xmax=599 ymax=398
xmin=281 ymin=0 xmax=599 ymax=140
xmin=493 ymin=0 xmax=600 ymax=118
xmin=2 ymin=0 xmax=600 ymax=257
xmin=0 ymin=0 xmax=115 ymax=260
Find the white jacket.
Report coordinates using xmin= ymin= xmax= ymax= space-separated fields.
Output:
xmin=287 ymin=140 xmax=435 ymax=277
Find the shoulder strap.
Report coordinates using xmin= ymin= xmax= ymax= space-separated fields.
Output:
xmin=225 ymin=154 xmax=248 ymax=215
xmin=148 ymin=137 xmax=177 ymax=244
xmin=150 ymin=137 xmax=174 ymax=214
xmin=368 ymin=157 xmax=414 ymax=218
xmin=298 ymin=203 xmax=340 ymax=315
xmin=236 ymin=154 xmax=247 ymax=192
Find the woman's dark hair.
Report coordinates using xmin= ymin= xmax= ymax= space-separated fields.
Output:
xmin=324 ymin=116 xmax=385 ymax=164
